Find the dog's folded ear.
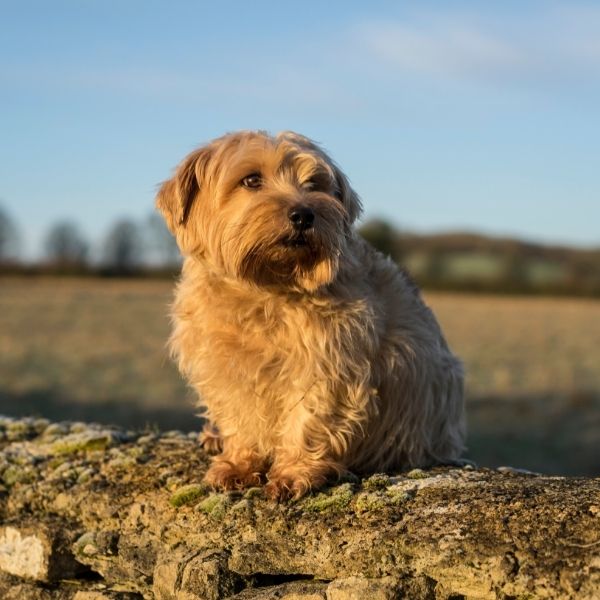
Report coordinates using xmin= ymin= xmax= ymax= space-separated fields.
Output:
xmin=333 ymin=167 xmax=363 ymax=226
xmin=155 ymin=146 xmax=213 ymax=235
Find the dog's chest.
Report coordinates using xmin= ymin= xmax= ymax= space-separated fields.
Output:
xmin=192 ymin=291 xmax=368 ymax=389
xmin=202 ymin=298 xmax=312 ymax=371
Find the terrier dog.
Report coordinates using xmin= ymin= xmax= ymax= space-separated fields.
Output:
xmin=156 ymin=131 xmax=465 ymax=500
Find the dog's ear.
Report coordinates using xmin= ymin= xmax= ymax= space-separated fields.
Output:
xmin=332 ymin=166 xmax=363 ymax=225
xmin=156 ymin=146 xmax=212 ymax=235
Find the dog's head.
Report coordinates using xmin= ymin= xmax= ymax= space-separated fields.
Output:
xmin=156 ymin=130 xmax=362 ymax=291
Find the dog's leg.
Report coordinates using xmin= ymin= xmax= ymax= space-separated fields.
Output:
xmin=264 ymin=380 xmax=369 ymax=500
xmin=204 ymin=440 xmax=267 ymax=491
xmin=265 ymin=405 xmax=350 ymax=500
xmin=198 ymin=421 xmax=223 ymax=455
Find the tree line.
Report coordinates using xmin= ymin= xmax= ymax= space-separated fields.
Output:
xmin=0 ymin=204 xmax=179 ymax=275
xmin=1 ymin=204 xmax=599 ymax=295
xmin=360 ymin=219 xmax=600 ymax=297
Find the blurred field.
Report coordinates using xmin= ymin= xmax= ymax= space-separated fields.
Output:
xmin=1 ymin=277 xmax=598 ymax=475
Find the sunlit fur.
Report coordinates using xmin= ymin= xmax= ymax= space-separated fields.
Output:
xmin=156 ymin=130 xmax=465 ymax=500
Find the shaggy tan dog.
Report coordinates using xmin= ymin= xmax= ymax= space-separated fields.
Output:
xmin=156 ymin=131 xmax=465 ymax=500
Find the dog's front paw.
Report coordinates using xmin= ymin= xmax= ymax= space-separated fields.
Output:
xmin=198 ymin=424 xmax=223 ymax=455
xmin=204 ymin=459 xmax=263 ymax=491
xmin=265 ymin=476 xmax=310 ymax=501
xmin=265 ymin=469 xmax=329 ymax=501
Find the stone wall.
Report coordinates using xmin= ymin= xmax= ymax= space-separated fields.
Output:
xmin=0 ymin=416 xmax=598 ymax=599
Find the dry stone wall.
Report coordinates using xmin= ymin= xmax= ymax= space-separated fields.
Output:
xmin=0 ymin=416 xmax=598 ymax=599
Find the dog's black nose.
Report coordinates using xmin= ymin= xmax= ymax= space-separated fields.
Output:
xmin=289 ymin=207 xmax=315 ymax=231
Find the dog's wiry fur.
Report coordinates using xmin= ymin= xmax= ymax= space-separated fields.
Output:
xmin=156 ymin=131 xmax=465 ymax=500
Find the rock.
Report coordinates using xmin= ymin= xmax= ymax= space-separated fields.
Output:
xmin=73 ymin=592 xmax=142 ymax=600
xmin=0 ymin=526 xmax=48 ymax=580
xmin=0 ymin=523 xmax=85 ymax=582
xmin=326 ymin=576 xmax=399 ymax=600
xmin=0 ymin=417 xmax=598 ymax=599
xmin=232 ymin=581 xmax=328 ymax=599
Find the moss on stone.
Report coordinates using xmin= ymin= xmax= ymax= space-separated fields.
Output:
xmin=107 ymin=455 xmax=138 ymax=470
xmin=355 ymin=485 xmax=412 ymax=512
xmin=406 ymin=468 xmax=429 ymax=480
xmin=303 ymin=483 xmax=354 ymax=513
xmin=169 ymin=483 xmax=210 ymax=508
xmin=6 ymin=420 xmax=30 ymax=432
xmin=47 ymin=456 xmax=68 ymax=470
xmin=362 ymin=473 xmax=391 ymax=491
xmin=51 ymin=433 xmax=113 ymax=456
xmin=5 ymin=420 xmax=35 ymax=441
xmin=196 ymin=493 xmax=231 ymax=519
xmin=2 ymin=465 xmax=35 ymax=487
xmin=243 ymin=486 xmax=263 ymax=499
xmin=32 ymin=419 xmax=50 ymax=434
xmin=125 ymin=446 xmax=145 ymax=459
xmin=69 ymin=422 xmax=91 ymax=434
xmin=76 ymin=468 xmax=95 ymax=484
xmin=386 ymin=487 xmax=412 ymax=505
xmin=231 ymin=498 xmax=251 ymax=513
xmin=355 ymin=492 xmax=387 ymax=513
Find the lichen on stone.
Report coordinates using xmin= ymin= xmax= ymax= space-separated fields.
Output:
xmin=169 ymin=483 xmax=211 ymax=508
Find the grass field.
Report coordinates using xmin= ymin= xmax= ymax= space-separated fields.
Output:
xmin=1 ymin=277 xmax=598 ymax=475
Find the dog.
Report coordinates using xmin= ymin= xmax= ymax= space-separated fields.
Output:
xmin=156 ymin=130 xmax=465 ymax=500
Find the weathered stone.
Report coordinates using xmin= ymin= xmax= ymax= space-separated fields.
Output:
xmin=154 ymin=550 xmax=244 ymax=599
xmin=326 ymin=576 xmax=399 ymax=600
xmin=0 ymin=417 xmax=598 ymax=599
xmin=73 ymin=592 xmax=142 ymax=600
xmin=0 ymin=526 xmax=47 ymax=580
xmin=0 ymin=523 xmax=84 ymax=582
xmin=231 ymin=581 xmax=328 ymax=599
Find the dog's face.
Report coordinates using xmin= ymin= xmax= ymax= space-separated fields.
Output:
xmin=156 ymin=131 xmax=362 ymax=291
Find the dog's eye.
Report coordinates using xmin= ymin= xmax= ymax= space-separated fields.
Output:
xmin=240 ymin=173 xmax=263 ymax=189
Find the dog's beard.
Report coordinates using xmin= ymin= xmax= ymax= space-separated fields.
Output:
xmin=238 ymin=228 xmax=341 ymax=292
xmin=214 ymin=193 xmax=348 ymax=292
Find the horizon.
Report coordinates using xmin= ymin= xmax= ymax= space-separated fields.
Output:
xmin=2 ymin=1 xmax=600 ymax=258
xmin=4 ymin=216 xmax=599 ymax=268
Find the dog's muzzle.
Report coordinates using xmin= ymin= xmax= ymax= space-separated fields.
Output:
xmin=288 ymin=206 xmax=315 ymax=232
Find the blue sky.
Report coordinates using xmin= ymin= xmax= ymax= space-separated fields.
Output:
xmin=2 ymin=0 xmax=600 ymax=257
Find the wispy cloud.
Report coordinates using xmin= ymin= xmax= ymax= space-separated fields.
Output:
xmin=352 ymin=5 xmax=600 ymax=87
xmin=357 ymin=21 xmax=527 ymax=80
